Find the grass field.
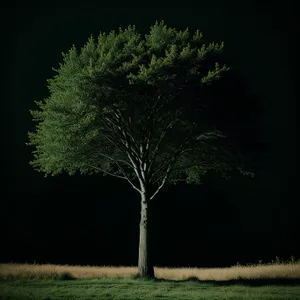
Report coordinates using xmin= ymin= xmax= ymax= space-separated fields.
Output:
xmin=1 ymin=277 xmax=300 ymax=300
xmin=1 ymin=262 xmax=300 ymax=299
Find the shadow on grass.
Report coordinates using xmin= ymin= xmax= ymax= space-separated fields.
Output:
xmin=153 ymin=277 xmax=300 ymax=286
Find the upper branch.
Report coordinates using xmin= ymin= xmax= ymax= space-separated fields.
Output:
xmin=147 ymin=113 xmax=183 ymax=175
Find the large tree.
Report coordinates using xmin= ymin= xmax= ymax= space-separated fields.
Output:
xmin=27 ymin=21 xmax=253 ymax=278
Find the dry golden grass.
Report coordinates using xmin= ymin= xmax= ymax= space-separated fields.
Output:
xmin=156 ymin=264 xmax=300 ymax=281
xmin=1 ymin=263 xmax=300 ymax=281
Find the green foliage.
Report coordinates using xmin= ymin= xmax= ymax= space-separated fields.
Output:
xmin=27 ymin=20 xmax=252 ymax=191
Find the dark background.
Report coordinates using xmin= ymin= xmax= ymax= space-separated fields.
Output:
xmin=1 ymin=2 xmax=298 ymax=267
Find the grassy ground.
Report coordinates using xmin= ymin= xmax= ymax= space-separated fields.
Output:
xmin=1 ymin=277 xmax=300 ymax=300
xmin=1 ymin=261 xmax=300 ymax=299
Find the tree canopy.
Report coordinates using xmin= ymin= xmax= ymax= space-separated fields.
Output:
xmin=27 ymin=20 xmax=253 ymax=200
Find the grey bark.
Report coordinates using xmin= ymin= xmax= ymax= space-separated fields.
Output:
xmin=137 ymin=191 xmax=154 ymax=278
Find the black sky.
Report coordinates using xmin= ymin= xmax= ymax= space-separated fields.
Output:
xmin=2 ymin=2 xmax=299 ymax=267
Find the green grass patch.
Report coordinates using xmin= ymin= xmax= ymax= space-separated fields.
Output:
xmin=1 ymin=277 xmax=300 ymax=300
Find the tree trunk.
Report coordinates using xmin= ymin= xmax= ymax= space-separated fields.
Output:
xmin=138 ymin=191 xmax=154 ymax=278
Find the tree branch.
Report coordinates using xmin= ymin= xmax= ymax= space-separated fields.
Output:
xmin=99 ymin=114 xmax=140 ymax=163
xmin=90 ymin=165 xmax=126 ymax=179
xmin=112 ymin=109 xmax=141 ymax=159
xmin=147 ymin=114 xmax=182 ymax=175
xmin=196 ymin=130 xmax=226 ymax=141
xmin=92 ymin=153 xmax=142 ymax=193
xmin=150 ymin=163 xmax=173 ymax=200
xmin=126 ymin=150 xmax=144 ymax=185
xmin=148 ymin=124 xmax=196 ymax=184
xmin=90 ymin=165 xmax=142 ymax=193
xmin=99 ymin=131 xmax=128 ymax=154
xmin=149 ymin=144 xmax=194 ymax=200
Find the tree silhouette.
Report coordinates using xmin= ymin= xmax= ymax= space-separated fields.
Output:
xmin=27 ymin=21 xmax=253 ymax=278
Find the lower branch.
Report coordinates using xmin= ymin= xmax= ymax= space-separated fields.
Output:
xmin=90 ymin=165 xmax=142 ymax=194
xmin=149 ymin=164 xmax=172 ymax=200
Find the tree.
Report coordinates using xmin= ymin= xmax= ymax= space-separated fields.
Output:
xmin=27 ymin=21 xmax=253 ymax=278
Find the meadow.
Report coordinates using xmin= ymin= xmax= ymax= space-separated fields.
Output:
xmin=1 ymin=259 xmax=300 ymax=299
